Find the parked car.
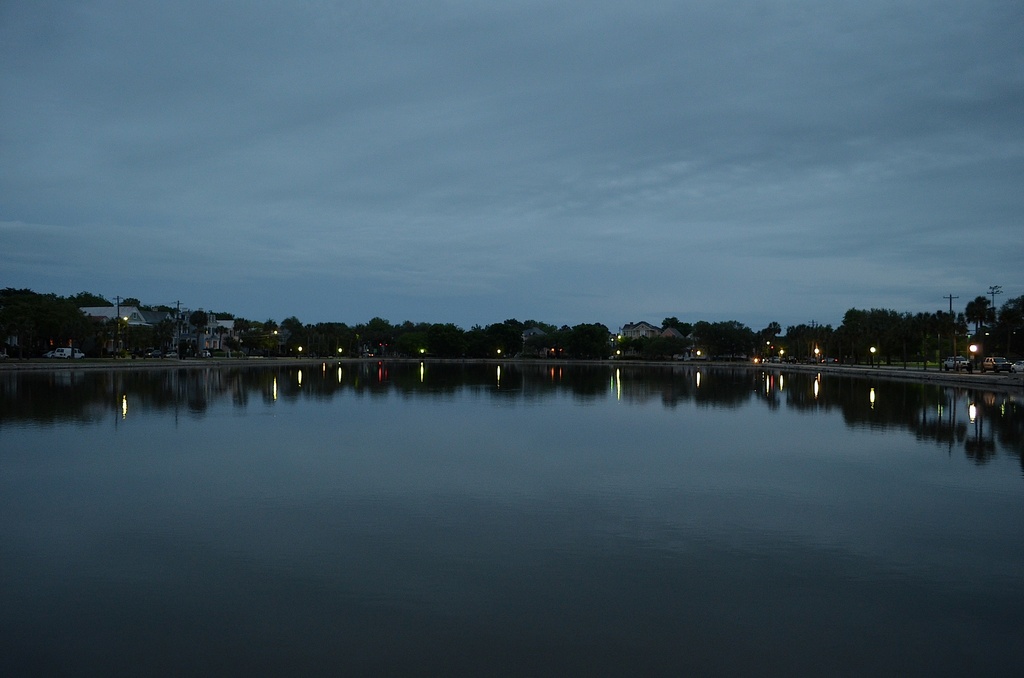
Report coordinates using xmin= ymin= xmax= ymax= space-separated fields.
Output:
xmin=144 ymin=348 xmax=162 ymax=358
xmin=1012 ymin=361 xmax=1024 ymax=373
xmin=53 ymin=347 xmax=85 ymax=359
xmin=942 ymin=356 xmax=971 ymax=371
xmin=981 ymin=356 xmax=1012 ymax=373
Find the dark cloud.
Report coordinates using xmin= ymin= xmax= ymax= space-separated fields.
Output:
xmin=2 ymin=0 xmax=1021 ymax=328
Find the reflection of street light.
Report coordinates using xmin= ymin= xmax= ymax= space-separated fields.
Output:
xmin=870 ymin=346 xmax=876 ymax=368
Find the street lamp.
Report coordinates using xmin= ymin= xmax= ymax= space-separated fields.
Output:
xmin=870 ymin=346 xmax=876 ymax=368
xmin=969 ymin=343 xmax=978 ymax=370
xmin=814 ymin=347 xmax=820 ymax=363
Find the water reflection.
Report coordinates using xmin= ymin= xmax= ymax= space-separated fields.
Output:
xmin=3 ymin=362 xmax=1023 ymax=676
xmin=0 ymin=362 xmax=1021 ymax=467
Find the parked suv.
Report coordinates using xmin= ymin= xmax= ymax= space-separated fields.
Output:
xmin=942 ymin=356 xmax=971 ymax=371
xmin=980 ymin=356 xmax=1012 ymax=373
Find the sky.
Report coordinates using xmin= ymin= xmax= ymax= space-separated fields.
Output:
xmin=2 ymin=1 xmax=1022 ymax=332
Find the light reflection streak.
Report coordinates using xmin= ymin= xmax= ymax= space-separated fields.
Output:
xmin=696 ymin=371 xmax=701 ymax=388
xmin=869 ymin=388 xmax=875 ymax=408
xmin=121 ymin=394 xmax=127 ymax=419
xmin=813 ymin=379 xmax=819 ymax=399
xmin=496 ymin=365 xmax=501 ymax=387
xmin=420 ymin=362 xmax=425 ymax=383
xmin=969 ymin=402 xmax=977 ymax=423
xmin=272 ymin=377 xmax=278 ymax=401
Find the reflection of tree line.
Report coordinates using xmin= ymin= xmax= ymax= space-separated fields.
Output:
xmin=762 ymin=372 xmax=1021 ymax=467
xmin=2 ymin=364 xmax=1020 ymax=464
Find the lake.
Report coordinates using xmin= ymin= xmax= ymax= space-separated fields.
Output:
xmin=1 ymin=362 xmax=1022 ymax=676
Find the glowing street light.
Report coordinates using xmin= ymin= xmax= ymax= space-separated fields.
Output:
xmin=870 ymin=346 xmax=876 ymax=368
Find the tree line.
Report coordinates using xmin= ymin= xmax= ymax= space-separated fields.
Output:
xmin=2 ymin=287 xmax=1022 ymax=363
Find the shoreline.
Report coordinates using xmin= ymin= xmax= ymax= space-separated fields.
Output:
xmin=2 ymin=355 xmax=1022 ymax=394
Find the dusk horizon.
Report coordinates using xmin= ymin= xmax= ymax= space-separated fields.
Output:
xmin=3 ymin=1 xmax=1022 ymax=332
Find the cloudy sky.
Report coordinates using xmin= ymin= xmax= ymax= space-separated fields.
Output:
xmin=2 ymin=1 xmax=1021 ymax=331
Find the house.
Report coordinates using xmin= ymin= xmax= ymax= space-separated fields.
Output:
xmin=78 ymin=305 xmax=239 ymax=353
xmin=521 ymin=326 xmax=548 ymax=357
xmin=619 ymin=321 xmax=661 ymax=339
xmin=80 ymin=305 xmax=154 ymax=327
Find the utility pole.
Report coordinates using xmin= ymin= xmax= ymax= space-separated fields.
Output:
xmin=988 ymin=285 xmax=1002 ymax=325
xmin=944 ymin=294 xmax=959 ymax=357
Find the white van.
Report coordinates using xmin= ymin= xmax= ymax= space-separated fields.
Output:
xmin=53 ymin=348 xmax=85 ymax=359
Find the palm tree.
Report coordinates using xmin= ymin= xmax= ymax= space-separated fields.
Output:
xmin=996 ymin=295 xmax=1023 ymax=356
xmin=965 ymin=296 xmax=990 ymax=335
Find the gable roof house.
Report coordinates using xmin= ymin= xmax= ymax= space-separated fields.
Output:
xmin=79 ymin=305 xmax=154 ymax=327
xmin=619 ymin=321 xmax=661 ymax=339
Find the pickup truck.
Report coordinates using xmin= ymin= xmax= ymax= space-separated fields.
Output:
xmin=942 ymin=356 xmax=971 ymax=372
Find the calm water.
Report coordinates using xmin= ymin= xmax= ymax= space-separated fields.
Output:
xmin=1 ymin=362 xmax=1022 ymax=676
